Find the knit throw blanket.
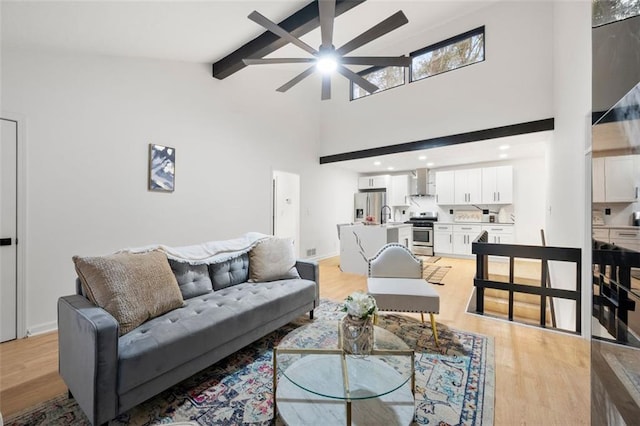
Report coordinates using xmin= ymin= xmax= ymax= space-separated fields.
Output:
xmin=119 ymin=232 xmax=270 ymax=265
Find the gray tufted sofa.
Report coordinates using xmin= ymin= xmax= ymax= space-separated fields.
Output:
xmin=57 ymin=251 xmax=319 ymax=425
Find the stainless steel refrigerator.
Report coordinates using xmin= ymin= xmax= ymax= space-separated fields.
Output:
xmin=354 ymin=191 xmax=386 ymax=223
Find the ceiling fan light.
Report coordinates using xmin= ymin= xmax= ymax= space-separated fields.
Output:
xmin=316 ymin=55 xmax=338 ymax=74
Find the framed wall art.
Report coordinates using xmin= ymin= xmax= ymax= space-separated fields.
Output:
xmin=148 ymin=144 xmax=175 ymax=192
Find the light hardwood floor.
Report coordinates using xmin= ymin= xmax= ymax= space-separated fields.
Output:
xmin=0 ymin=256 xmax=590 ymax=424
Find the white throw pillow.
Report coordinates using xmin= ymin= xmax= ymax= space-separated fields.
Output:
xmin=249 ymin=237 xmax=300 ymax=282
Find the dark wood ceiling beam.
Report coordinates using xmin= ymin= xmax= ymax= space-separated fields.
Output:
xmin=212 ymin=0 xmax=366 ymax=80
xmin=319 ymin=119 xmax=555 ymax=164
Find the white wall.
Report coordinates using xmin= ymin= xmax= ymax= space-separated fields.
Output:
xmin=546 ymin=1 xmax=591 ymax=334
xmin=319 ymin=1 xmax=553 ymax=156
xmin=2 ymin=48 xmax=356 ymax=334
xmin=301 ymin=164 xmax=358 ymax=259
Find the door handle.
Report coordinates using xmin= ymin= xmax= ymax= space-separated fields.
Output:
xmin=0 ymin=238 xmax=12 ymax=246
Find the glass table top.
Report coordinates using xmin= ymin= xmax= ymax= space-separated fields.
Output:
xmin=274 ymin=320 xmax=414 ymax=401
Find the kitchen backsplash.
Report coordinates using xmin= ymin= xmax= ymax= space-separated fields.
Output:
xmin=404 ymin=196 xmax=515 ymax=223
xmin=593 ymin=202 xmax=640 ymax=226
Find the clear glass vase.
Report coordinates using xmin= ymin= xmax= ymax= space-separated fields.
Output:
xmin=341 ymin=314 xmax=374 ymax=355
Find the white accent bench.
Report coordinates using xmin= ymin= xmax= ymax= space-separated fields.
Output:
xmin=367 ymin=243 xmax=440 ymax=346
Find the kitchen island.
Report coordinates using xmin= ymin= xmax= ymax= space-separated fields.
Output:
xmin=339 ymin=223 xmax=413 ymax=275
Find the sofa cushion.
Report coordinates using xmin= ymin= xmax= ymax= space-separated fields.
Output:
xmin=249 ymin=237 xmax=300 ymax=282
xmin=168 ymin=260 xmax=213 ymax=299
xmin=117 ymin=278 xmax=317 ymax=393
xmin=72 ymin=251 xmax=184 ymax=336
xmin=208 ymin=253 xmax=249 ymax=290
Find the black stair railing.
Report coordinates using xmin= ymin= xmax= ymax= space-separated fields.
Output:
xmin=592 ymin=241 xmax=640 ymax=345
xmin=472 ymin=231 xmax=582 ymax=333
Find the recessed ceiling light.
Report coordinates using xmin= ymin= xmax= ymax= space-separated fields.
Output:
xmin=499 ymin=145 xmax=510 ymax=150
xmin=373 ymin=161 xmax=381 ymax=166
xmin=387 ymin=166 xmax=395 ymax=171
xmin=499 ymin=153 xmax=508 ymax=159
xmin=418 ymin=155 xmax=427 ymax=160
xmin=426 ymin=162 xmax=434 ymax=167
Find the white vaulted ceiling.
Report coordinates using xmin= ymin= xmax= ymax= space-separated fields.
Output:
xmin=3 ymin=0 xmax=545 ymax=173
xmin=2 ymin=1 xmax=495 ymax=65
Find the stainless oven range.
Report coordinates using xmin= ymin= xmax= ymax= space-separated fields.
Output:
xmin=405 ymin=212 xmax=438 ymax=256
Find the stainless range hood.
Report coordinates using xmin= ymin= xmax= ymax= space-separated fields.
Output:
xmin=410 ymin=168 xmax=433 ymax=197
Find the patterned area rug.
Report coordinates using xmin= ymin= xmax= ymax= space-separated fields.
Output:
xmin=418 ymin=255 xmax=441 ymax=263
xmin=5 ymin=301 xmax=494 ymax=426
xmin=424 ymin=264 xmax=451 ymax=285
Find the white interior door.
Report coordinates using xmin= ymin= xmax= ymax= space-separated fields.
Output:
xmin=1 ymin=118 xmax=18 ymax=342
xmin=273 ymin=171 xmax=300 ymax=258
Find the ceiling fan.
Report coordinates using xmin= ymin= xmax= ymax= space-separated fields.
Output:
xmin=242 ymin=0 xmax=411 ymax=100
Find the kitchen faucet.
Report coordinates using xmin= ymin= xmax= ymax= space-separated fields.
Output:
xmin=381 ymin=205 xmax=392 ymax=224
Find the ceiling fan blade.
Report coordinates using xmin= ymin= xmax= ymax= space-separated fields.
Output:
xmin=337 ymin=65 xmax=379 ymax=94
xmin=321 ymin=74 xmax=331 ymax=100
xmin=248 ymin=11 xmax=318 ymax=56
xmin=336 ymin=11 xmax=409 ymax=56
xmin=341 ymin=56 xmax=411 ymax=67
xmin=276 ymin=66 xmax=316 ymax=93
xmin=318 ymin=0 xmax=336 ymax=49
xmin=243 ymin=58 xmax=315 ymax=65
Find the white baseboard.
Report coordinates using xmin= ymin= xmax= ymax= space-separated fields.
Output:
xmin=26 ymin=321 xmax=57 ymax=337
xmin=305 ymin=251 xmax=338 ymax=262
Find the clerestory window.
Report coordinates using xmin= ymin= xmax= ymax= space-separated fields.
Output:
xmin=350 ymin=66 xmax=405 ymax=100
xmin=410 ymin=26 xmax=485 ymax=83
xmin=350 ymin=26 xmax=485 ymax=101
xmin=593 ymin=0 xmax=640 ymax=27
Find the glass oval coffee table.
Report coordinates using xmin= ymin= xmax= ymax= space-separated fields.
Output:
xmin=273 ymin=320 xmax=415 ymax=425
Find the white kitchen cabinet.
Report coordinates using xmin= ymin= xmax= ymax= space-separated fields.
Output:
xmin=434 ymin=224 xmax=453 ymax=254
xmin=481 ymin=224 xmax=514 ymax=244
xmin=482 ymin=166 xmax=513 ymax=204
xmin=393 ymin=224 xmax=413 ymax=248
xmin=435 ymin=171 xmax=455 ymax=205
xmin=358 ymin=175 xmax=390 ymax=190
xmin=604 ymin=156 xmax=639 ymax=202
xmin=389 ymin=175 xmax=410 ymax=206
xmin=592 ymin=228 xmax=609 ymax=242
xmin=609 ymin=228 xmax=640 ymax=251
xmin=452 ymin=224 xmax=482 ymax=255
xmin=592 ymin=158 xmax=606 ymax=203
xmin=454 ymin=169 xmax=482 ymax=205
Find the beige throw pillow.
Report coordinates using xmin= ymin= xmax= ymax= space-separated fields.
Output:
xmin=249 ymin=237 xmax=300 ymax=282
xmin=73 ymin=251 xmax=184 ymax=336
